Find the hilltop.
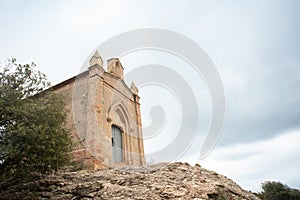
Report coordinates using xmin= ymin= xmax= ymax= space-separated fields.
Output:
xmin=0 ymin=162 xmax=259 ymax=200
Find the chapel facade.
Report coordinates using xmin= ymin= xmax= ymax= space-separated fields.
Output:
xmin=53 ymin=51 xmax=145 ymax=169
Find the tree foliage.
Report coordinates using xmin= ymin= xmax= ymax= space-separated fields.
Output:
xmin=258 ymin=181 xmax=300 ymax=200
xmin=0 ymin=58 xmax=72 ymax=177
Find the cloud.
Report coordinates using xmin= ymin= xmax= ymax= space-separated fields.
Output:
xmin=192 ymin=0 xmax=300 ymax=145
xmin=198 ymin=129 xmax=300 ymax=191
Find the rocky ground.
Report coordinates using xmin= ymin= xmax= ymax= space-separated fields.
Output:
xmin=0 ymin=162 xmax=259 ymax=200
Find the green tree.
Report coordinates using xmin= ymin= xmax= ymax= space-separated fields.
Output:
xmin=0 ymin=58 xmax=72 ymax=177
xmin=258 ymin=181 xmax=300 ymax=200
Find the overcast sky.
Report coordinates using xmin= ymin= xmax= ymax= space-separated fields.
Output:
xmin=1 ymin=0 xmax=300 ymax=192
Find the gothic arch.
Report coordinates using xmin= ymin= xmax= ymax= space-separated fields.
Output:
xmin=107 ymin=101 xmax=131 ymax=131
xmin=107 ymin=101 xmax=133 ymax=164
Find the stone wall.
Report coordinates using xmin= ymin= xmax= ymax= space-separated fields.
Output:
xmin=53 ymin=51 xmax=145 ymax=169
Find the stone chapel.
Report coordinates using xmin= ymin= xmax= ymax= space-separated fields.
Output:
xmin=53 ymin=51 xmax=145 ymax=169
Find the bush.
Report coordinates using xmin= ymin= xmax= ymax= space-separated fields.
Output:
xmin=258 ymin=181 xmax=300 ymax=200
xmin=0 ymin=58 xmax=72 ymax=178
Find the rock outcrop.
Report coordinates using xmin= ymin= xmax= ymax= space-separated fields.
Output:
xmin=0 ymin=162 xmax=259 ymax=200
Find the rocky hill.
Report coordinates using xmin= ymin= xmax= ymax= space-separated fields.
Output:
xmin=0 ymin=162 xmax=259 ymax=200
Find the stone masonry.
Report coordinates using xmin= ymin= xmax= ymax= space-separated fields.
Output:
xmin=53 ymin=51 xmax=145 ymax=169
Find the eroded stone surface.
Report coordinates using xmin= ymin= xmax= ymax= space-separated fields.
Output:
xmin=0 ymin=162 xmax=259 ymax=200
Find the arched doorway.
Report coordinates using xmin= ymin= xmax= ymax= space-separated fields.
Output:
xmin=111 ymin=125 xmax=123 ymax=162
